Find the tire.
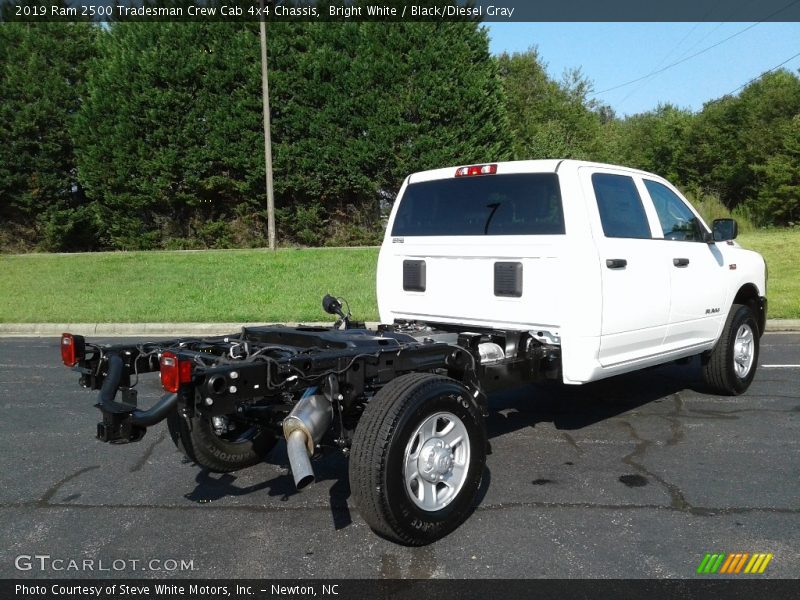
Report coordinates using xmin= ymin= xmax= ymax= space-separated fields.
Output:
xmin=349 ymin=373 xmax=487 ymax=546
xmin=702 ymin=303 xmax=760 ymax=396
xmin=166 ymin=410 xmax=276 ymax=473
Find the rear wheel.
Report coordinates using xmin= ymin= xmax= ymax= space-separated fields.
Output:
xmin=167 ymin=411 xmax=276 ymax=473
xmin=702 ymin=303 xmax=760 ymax=395
xmin=349 ymin=373 xmax=486 ymax=546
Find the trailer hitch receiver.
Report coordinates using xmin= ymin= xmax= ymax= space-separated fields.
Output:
xmin=93 ymin=354 xmax=180 ymax=443
xmin=96 ymin=410 xmax=146 ymax=443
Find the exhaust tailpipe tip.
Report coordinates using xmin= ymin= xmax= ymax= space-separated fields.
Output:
xmin=283 ymin=389 xmax=333 ymax=491
xmin=286 ymin=429 xmax=314 ymax=490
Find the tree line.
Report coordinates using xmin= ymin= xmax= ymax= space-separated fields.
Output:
xmin=1 ymin=20 xmax=798 ymax=252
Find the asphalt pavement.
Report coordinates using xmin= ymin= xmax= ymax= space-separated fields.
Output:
xmin=0 ymin=334 xmax=798 ymax=579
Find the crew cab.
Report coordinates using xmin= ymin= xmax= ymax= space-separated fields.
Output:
xmin=60 ymin=160 xmax=767 ymax=545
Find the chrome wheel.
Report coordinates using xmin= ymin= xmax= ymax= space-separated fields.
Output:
xmin=403 ymin=412 xmax=470 ymax=512
xmin=733 ymin=323 xmax=755 ymax=378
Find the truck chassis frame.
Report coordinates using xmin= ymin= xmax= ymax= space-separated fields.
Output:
xmin=68 ymin=320 xmax=560 ymax=450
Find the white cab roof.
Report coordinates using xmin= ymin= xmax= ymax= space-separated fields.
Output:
xmin=407 ymin=159 xmax=657 ymax=184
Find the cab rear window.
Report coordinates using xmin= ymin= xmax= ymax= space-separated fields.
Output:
xmin=391 ymin=174 xmax=565 ymax=236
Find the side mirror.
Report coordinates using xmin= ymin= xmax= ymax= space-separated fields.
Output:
xmin=322 ymin=294 xmax=344 ymax=318
xmin=712 ymin=218 xmax=738 ymax=241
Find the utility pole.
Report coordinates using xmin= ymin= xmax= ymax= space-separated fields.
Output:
xmin=259 ymin=0 xmax=276 ymax=250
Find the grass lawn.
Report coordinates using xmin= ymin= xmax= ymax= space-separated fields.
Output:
xmin=0 ymin=247 xmax=381 ymax=323
xmin=0 ymin=230 xmax=797 ymax=323
xmin=738 ymin=230 xmax=799 ymax=320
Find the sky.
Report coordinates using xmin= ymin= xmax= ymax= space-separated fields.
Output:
xmin=485 ymin=22 xmax=800 ymax=116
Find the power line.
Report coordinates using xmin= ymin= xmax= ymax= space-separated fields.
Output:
xmin=726 ymin=50 xmax=800 ymax=95
xmin=593 ymin=22 xmax=760 ymax=96
xmin=669 ymin=0 xmax=731 ymax=62
xmin=618 ymin=22 xmax=705 ymax=107
xmin=617 ymin=0 xmax=727 ymax=109
xmin=617 ymin=0 xmax=727 ymax=108
xmin=592 ymin=0 xmax=800 ymax=97
xmin=672 ymin=21 xmax=726 ymax=62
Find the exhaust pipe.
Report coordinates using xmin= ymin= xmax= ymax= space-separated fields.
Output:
xmin=99 ymin=354 xmax=179 ymax=426
xmin=286 ymin=430 xmax=315 ymax=490
xmin=283 ymin=387 xmax=332 ymax=490
xmin=130 ymin=393 xmax=179 ymax=427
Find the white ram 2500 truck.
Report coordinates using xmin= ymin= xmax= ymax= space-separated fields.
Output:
xmin=378 ymin=159 xmax=766 ymax=391
xmin=61 ymin=160 xmax=767 ymax=546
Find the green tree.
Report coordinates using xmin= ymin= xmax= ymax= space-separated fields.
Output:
xmin=271 ymin=20 xmax=512 ymax=243
xmin=75 ymin=21 xmax=265 ymax=249
xmin=612 ymin=104 xmax=695 ymax=182
xmin=686 ymin=69 xmax=800 ymax=221
xmin=750 ymin=115 xmax=800 ymax=225
xmin=76 ymin=20 xmax=512 ymax=249
xmin=0 ymin=21 xmax=98 ymax=251
xmin=496 ymin=48 xmax=605 ymax=160
xmin=266 ymin=20 xmax=373 ymax=242
xmin=685 ymin=94 xmax=749 ymax=206
xmin=356 ymin=22 xmax=512 ymax=191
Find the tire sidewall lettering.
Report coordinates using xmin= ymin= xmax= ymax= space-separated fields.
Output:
xmin=384 ymin=387 xmax=485 ymax=541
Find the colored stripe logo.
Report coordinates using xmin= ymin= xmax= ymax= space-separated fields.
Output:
xmin=696 ymin=553 xmax=773 ymax=574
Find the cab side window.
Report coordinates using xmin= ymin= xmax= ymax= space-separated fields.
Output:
xmin=591 ymin=173 xmax=651 ymax=239
xmin=644 ymin=180 xmax=705 ymax=242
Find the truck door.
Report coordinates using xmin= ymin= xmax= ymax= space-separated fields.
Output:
xmin=580 ymin=168 xmax=670 ymax=367
xmin=640 ymin=178 xmax=727 ymax=350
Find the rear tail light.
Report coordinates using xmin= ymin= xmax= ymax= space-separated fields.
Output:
xmin=455 ymin=163 xmax=497 ymax=177
xmin=160 ymin=351 xmax=192 ymax=393
xmin=60 ymin=333 xmax=85 ymax=367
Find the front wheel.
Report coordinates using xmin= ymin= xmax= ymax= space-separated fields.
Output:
xmin=349 ymin=373 xmax=487 ymax=546
xmin=166 ymin=411 xmax=276 ymax=473
xmin=702 ymin=303 xmax=760 ymax=395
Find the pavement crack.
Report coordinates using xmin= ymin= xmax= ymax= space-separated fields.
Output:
xmin=561 ymin=432 xmax=583 ymax=455
xmin=688 ymin=406 xmax=796 ymax=418
xmin=671 ymin=392 xmax=685 ymax=415
xmin=663 ymin=393 xmax=686 ymax=447
xmin=664 ymin=417 xmax=684 ymax=446
xmin=474 ymin=501 xmax=800 ymax=516
xmin=39 ymin=465 xmax=100 ymax=506
xmin=618 ymin=420 xmax=690 ymax=512
xmin=129 ymin=429 xmax=167 ymax=473
xmin=3 ymin=499 xmax=798 ymax=516
xmin=740 ymin=394 xmax=800 ymax=400
xmin=4 ymin=500 xmax=358 ymax=515
xmin=684 ymin=407 xmax=739 ymax=420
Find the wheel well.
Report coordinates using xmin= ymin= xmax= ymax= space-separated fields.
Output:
xmin=733 ymin=283 xmax=765 ymax=335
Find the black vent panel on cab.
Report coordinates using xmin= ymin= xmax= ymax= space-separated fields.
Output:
xmin=494 ymin=262 xmax=523 ymax=297
xmin=403 ymin=260 xmax=426 ymax=292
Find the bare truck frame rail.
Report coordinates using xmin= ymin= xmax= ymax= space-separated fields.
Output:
xmin=61 ymin=295 xmax=561 ymax=544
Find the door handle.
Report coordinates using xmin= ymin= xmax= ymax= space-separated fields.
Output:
xmin=606 ymin=258 xmax=627 ymax=269
xmin=673 ymin=258 xmax=690 ymax=267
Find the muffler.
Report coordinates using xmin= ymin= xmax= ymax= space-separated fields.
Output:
xmin=283 ymin=387 xmax=332 ymax=490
